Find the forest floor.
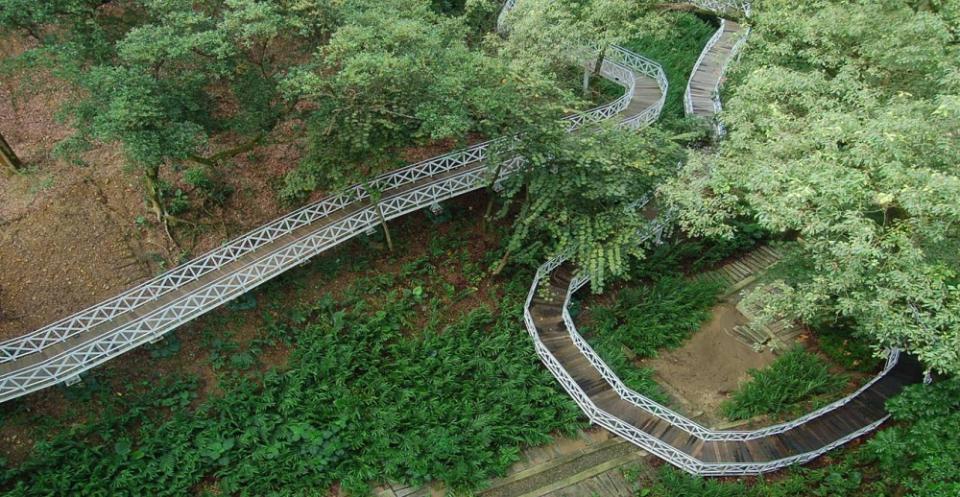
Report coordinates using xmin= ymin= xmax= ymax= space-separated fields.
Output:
xmin=0 ymin=46 xmax=471 ymax=341
xmin=642 ymin=298 xmax=777 ymax=426
xmin=0 ymin=53 xmax=296 ymax=340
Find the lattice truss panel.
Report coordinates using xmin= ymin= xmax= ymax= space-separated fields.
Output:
xmin=523 ymin=243 xmax=901 ymax=475
xmin=0 ymin=13 xmax=667 ymax=402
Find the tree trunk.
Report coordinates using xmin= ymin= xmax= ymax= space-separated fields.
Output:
xmin=0 ymin=131 xmax=22 ymax=175
xmin=582 ymin=67 xmax=591 ymax=98
xmin=143 ymin=164 xmax=182 ymax=251
xmin=143 ymin=164 xmax=166 ymax=223
xmin=482 ymin=161 xmax=506 ymax=232
xmin=375 ymin=202 xmax=394 ymax=252
xmin=592 ymin=46 xmax=606 ymax=77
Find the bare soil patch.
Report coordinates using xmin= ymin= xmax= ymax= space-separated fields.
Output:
xmin=640 ymin=299 xmax=777 ymax=426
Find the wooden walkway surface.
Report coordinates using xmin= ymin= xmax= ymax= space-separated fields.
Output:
xmin=528 ymin=264 xmax=924 ymax=467
xmin=0 ymin=51 xmax=665 ymax=401
xmin=687 ymin=20 xmax=743 ymax=118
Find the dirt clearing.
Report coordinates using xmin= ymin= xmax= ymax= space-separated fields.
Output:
xmin=641 ymin=300 xmax=777 ymax=426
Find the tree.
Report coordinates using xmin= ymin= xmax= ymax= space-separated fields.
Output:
xmin=497 ymin=0 xmax=668 ymax=93
xmin=0 ymin=130 xmax=21 ymax=174
xmin=496 ymin=123 xmax=684 ymax=290
xmin=661 ymin=0 xmax=960 ymax=373
xmin=278 ymin=0 xmax=575 ymax=200
xmin=0 ymin=0 xmax=335 ymax=244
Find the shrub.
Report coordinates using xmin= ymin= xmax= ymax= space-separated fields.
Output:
xmin=589 ymin=276 xmax=723 ymax=358
xmin=722 ymin=347 xmax=847 ymax=420
xmin=808 ymin=317 xmax=881 ymax=373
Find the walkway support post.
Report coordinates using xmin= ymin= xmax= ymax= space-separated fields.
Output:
xmin=0 ymin=131 xmax=22 ymax=175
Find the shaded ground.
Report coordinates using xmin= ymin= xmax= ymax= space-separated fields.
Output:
xmin=0 ymin=192 xmax=504 ymax=467
xmin=641 ymin=298 xmax=777 ymax=426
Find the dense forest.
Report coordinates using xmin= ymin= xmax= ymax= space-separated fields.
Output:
xmin=0 ymin=0 xmax=957 ymax=496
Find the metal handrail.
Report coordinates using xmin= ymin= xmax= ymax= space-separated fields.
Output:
xmin=523 ymin=243 xmax=898 ymax=475
xmin=683 ymin=19 xmax=751 ymax=136
xmin=0 ymin=40 xmax=645 ymax=367
xmin=0 ymin=8 xmax=667 ymax=401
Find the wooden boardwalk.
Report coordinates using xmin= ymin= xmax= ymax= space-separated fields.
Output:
xmin=0 ymin=47 xmax=665 ymax=401
xmin=528 ymin=264 xmax=924 ymax=469
xmin=686 ymin=20 xmax=745 ymax=118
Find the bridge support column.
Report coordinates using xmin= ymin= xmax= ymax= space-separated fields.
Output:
xmin=429 ymin=202 xmax=443 ymax=215
xmin=63 ymin=375 xmax=81 ymax=387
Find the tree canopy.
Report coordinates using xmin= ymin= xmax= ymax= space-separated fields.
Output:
xmin=662 ymin=0 xmax=960 ymax=373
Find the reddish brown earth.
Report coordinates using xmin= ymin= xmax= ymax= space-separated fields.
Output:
xmin=641 ymin=300 xmax=777 ymax=426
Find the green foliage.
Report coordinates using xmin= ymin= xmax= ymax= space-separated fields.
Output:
xmin=862 ymin=378 xmax=960 ymax=497
xmin=662 ymin=0 xmax=960 ymax=374
xmin=279 ymin=0 xmax=574 ymax=199
xmin=182 ymin=166 xmax=234 ymax=207
xmin=637 ymin=464 xmax=864 ymax=497
xmin=722 ymin=347 xmax=848 ymax=420
xmin=500 ymin=124 xmax=685 ymax=290
xmin=0 ymin=230 xmax=581 ymax=495
xmin=809 ymin=318 xmax=882 ymax=373
xmin=588 ymin=276 xmax=722 ymax=358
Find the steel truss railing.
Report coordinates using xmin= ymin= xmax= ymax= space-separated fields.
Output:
xmin=524 ymin=239 xmax=902 ymax=475
xmin=683 ymin=19 xmax=751 ymax=135
xmin=0 ymin=15 xmax=665 ymax=401
xmin=0 ymin=55 xmax=637 ymax=367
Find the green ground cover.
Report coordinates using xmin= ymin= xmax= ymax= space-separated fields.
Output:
xmin=721 ymin=346 xmax=848 ymax=420
xmin=0 ymin=205 xmax=583 ymax=496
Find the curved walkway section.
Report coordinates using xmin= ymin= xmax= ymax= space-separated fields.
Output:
xmin=0 ymin=46 xmax=666 ymax=403
xmin=524 ymin=260 xmax=923 ymax=476
xmin=684 ymin=19 xmax=748 ymax=133
xmin=522 ymin=7 xmax=924 ymax=476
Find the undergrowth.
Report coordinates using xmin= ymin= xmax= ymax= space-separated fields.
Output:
xmin=0 ymin=208 xmax=582 ymax=496
xmin=589 ymin=276 xmax=723 ymax=358
xmin=721 ymin=346 xmax=848 ymax=421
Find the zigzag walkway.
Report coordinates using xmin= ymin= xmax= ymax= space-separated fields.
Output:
xmin=0 ymin=42 xmax=666 ymax=402
xmin=1 ymin=0 xmax=927 ymax=479
xmin=522 ymin=14 xmax=925 ymax=476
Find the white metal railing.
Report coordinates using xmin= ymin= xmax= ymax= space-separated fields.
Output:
xmin=0 ymin=55 xmax=637 ymax=367
xmin=686 ymin=0 xmax=751 ymax=17
xmin=684 ymin=19 xmax=727 ymax=116
xmin=517 ymin=0 xmax=912 ymax=476
xmin=683 ymin=20 xmax=751 ymax=136
xmin=0 ymin=10 xmax=666 ymax=402
xmin=562 ymin=271 xmax=901 ymax=442
xmin=524 ymin=234 xmax=904 ymax=475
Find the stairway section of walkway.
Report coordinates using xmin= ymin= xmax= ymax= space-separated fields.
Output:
xmin=0 ymin=42 xmax=666 ymax=402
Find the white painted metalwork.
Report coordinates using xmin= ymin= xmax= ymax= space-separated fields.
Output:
xmin=523 ymin=241 xmax=899 ymax=475
xmin=0 ymin=5 xmax=665 ymax=402
xmin=686 ymin=0 xmax=751 ymax=17
xmin=514 ymin=0 xmax=912 ymax=477
xmin=684 ymin=19 xmax=727 ymax=117
xmin=562 ymin=270 xmax=901 ymax=441
xmin=683 ymin=19 xmax=751 ymax=136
